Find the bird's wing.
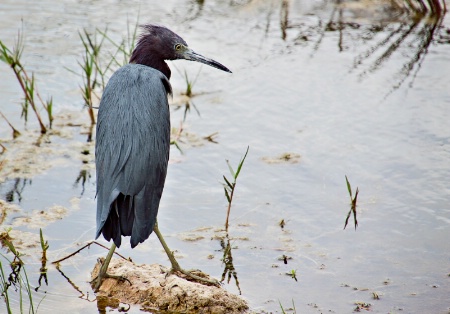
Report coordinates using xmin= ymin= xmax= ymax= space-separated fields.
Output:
xmin=95 ymin=64 xmax=171 ymax=246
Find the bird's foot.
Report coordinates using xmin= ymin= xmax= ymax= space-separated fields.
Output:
xmin=168 ymin=266 xmax=220 ymax=287
xmin=153 ymin=224 xmax=220 ymax=287
xmin=90 ymin=258 xmax=132 ymax=292
xmin=91 ymin=272 xmax=131 ymax=292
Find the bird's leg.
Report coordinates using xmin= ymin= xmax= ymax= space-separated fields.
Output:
xmin=153 ymin=222 xmax=219 ymax=286
xmin=91 ymin=243 xmax=130 ymax=292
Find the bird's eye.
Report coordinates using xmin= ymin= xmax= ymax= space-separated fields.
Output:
xmin=174 ymin=44 xmax=182 ymax=51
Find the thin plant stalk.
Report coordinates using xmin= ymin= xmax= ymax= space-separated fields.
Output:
xmin=11 ymin=63 xmax=47 ymax=134
xmin=172 ymin=63 xmax=202 ymax=98
xmin=279 ymin=299 xmax=296 ymax=314
xmin=75 ymin=21 xmax=140 ymax=125
xmin=183 ymin=68 xmax=201 ymax=97
xmin=0 ymin=237 xmax=36 ymax=314
xmin=97 ymin=17 xmax=139 ymax=67
xmin=0 ymin=27 xmax=50 ymax=133
xmin=78 ymin=28 xmax=104 ymax=125
xmin=223 ymin=146 xmax=249 ymax=232
xmin=0 ymin=261 xmax=12 ymax=314
xmin=0 ymin=110 xmax=21 ymax=138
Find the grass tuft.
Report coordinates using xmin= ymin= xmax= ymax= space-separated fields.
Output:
xmin=0 ymin=25 xmax=52 ymax=134
xmin=222 ymin=146 xmax=249 ymax=232
xmin=0 ymin=233 xmax=40 ymax=314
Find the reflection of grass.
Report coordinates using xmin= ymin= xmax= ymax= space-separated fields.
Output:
xmin=399 ymin=0 xmax=446 ymax=15
xmin=279 ymin=0 xmax=447 ymax=96
xmin=173 ymin=100 xmax=200 ymax=122
xmin=344 ymin=175 xmax=359 ymax=230
xmin=36 ymin=228 xmax=49 ymax=292
xmin=219 ymin=236 xmax=241 ymax=294
xmin=170 ymin=121 xmax=184 ymax=154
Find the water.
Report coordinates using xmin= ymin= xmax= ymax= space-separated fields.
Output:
xmin=1 ymin=0 xmax=449 ymax=313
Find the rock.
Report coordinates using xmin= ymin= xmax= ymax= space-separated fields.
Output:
xmin=91 ymin=258 xmax=249 ymax=314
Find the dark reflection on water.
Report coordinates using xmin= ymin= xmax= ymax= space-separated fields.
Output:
xmin=218 ymin=235 xmax=242 ymax=295
xmin=181 ymin=0 xmax=205 ymax=22
xmin=3 ymin=178 xmax=29 ymax=203
xmin=353 ymin=14 xmax=446 ymax=96
xmin=96 ymin=296 xmax=130 ymax=314
xmin=173 ymin=100 xmax=200 ymax=122
xmin=55 ymin=265 xmax=95 ymax=302
xmin=74 ymin=169 xmax=91 ymax=196
xmin=274 ymin=0 xmax=447 ymax=95
xmin=35 ymin=244 xmax=49 ymax=292
xmin=281 ymin=0 xmax=289 ymax=40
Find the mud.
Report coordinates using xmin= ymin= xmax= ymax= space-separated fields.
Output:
xmin=91 ymin=258 xmax=249 ymax=314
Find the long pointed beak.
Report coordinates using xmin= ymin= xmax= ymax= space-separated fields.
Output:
xmin=182 ymin=48 xmax=232 ymax=73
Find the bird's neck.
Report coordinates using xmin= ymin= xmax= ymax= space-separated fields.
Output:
xmin=129 ymin=49 xmax=171 ymax=79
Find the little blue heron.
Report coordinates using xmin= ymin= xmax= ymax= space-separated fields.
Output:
xmin=93 ymin=24 xmax=231 ymax=291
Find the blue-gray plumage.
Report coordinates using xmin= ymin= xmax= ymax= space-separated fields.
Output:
xmin=95 ymin=65 xmax=172 ymax=248
xmin=92 ymin=24 xmax=230 ymax=291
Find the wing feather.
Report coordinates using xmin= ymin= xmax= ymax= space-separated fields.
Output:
xmin=95 ymin=64 xmax=171 ymax=247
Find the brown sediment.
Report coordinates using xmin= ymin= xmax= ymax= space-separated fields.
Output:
xmin=91 ymin=258 xmax=249 ymax=314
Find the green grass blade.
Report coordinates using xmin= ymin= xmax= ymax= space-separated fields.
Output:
xmin=21 ymin=266 xmax=34 ymax=314
xmin=224 ymin=187 xmax=231 ymax=203
xmin=223 ymin=175 xmax=233 ymax=189
xmin=0 ymin=261 xmax=13 ymax=314
xmin=35 ymin=294 xmax=47 ymax=313
xmin=279 ymin=300 xmax=287 ymax=314
xmin=345 ymin=175 xmax=352 ymax=199
xmin=3 ymin=238 xmax=18 ymax=256
xmin=235 ymin=146 xmax=249 ymax=179
xmin=39 ymin=228 xmax=45 ymax=250
xmin=226 ymin=160 xmax=235 ymax=178
xmin=0 ymin=41 xmax=14 ymax=64
xmin=343 ymin=208 xmax=351 ymax=230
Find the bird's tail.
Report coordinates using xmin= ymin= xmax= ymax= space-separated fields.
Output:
xmin=97 ymin=186 xmax=162 ymax=249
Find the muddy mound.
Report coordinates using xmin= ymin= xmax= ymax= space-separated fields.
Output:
xmin=91 ymin=258 xmax=249 ymax=314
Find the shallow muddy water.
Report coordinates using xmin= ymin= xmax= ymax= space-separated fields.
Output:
xmin=1 ymin=0 xmax=450 ymax=313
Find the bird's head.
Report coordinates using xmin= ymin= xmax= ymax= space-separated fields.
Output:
xmin=130 ymin=24 xmax=231 ymax=79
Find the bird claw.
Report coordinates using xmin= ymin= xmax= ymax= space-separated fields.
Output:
xmin=171 ymin=267 xmax=221 ymax=287
xmin=91 ymin=272 xmax=132 ymax=292
xmin=159 ymin=264 xmax=219 ymax=286
xmin=105 ymin=273 xmax=132 ymax=286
